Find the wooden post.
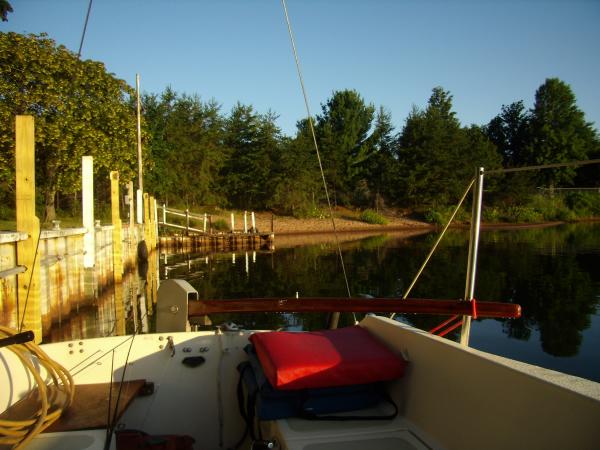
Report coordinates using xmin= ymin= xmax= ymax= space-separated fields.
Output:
xmin=127 ymin=181 xmax=135 ymax=265
xmin=251 ymin=212 xmax=256 ymax=232
xmin=230 ymin=213 xmax=235 ymax=233
xmin=82 ymin=156 xmax=95 ymax=268
xmin=15 ymin=116 xmax=42 ymax=341
xmin=110 ymin=171 xmax=125 ymax=335
xmin=136 ymin=189 xmax=143 ymax=225
xmin=128 ymin=181 xmax=135 ymax=230
xmin=185 ymin=209 xmax=190 ymax=236
xmin=244 ymin=211 xmax=248 ymax=233
xmin=143 ymin=193 xmax=150 ymax=244
xmin=152 ymin=197 xmax=158 ymax=251
xmin=203 ymin=213 xmax=207 ymax=233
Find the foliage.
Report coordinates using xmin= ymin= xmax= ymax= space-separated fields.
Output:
xmin=315 ymin=90 xmax=376 ymax=206
xmin=485 ymin=101 xmax=531 ymax=167
xmin=359 ymin=209 xmax=388 ymax=225
xmin=220 ymin=104 xmax=281 ymax=209
xmin=564 ymin=192 xmax=600 ymax=217
xmin=423 ymin=204 xmax=469 ymax=225
xmin=144 ymin=89 xmax=226 ymax=208
xmin=0 ymin=0 xmax=12 ymax=21
xmin=362 ymin=106 xmax=398 ymax=208
xmin=396 ymin=87 xmax=501 ymax=207
xmin=0 ymin=32 xmax=139 ymax=221
xmin=526 ymin=78 xmax=597 ymax=188
xmin=211 ymin=219 xmax=229 ymax=231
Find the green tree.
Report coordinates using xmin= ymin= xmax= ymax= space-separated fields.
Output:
xmin=397 ymin=87 xmax=501 ymax=207
xmin=221 ymin=104 xmax=281 ymax=209
xmin=486 ymin=101 xmax=531 ymax=167
xmin=269 ymin=119 xmax=322 ymax=217
xmin=526 ymin=78 xmax=597 ymax=188
xmin=0 ymin=32 xmax=139 ymax=221
xmin=0 ymin=0 xmax=13 ymax=21
xmin=315 ymin=90 xmax=375 ymax=206
xmin=363 ymin=106 xmax=398 ymax=209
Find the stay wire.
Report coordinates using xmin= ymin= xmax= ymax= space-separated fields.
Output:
xmin=280 ymin=0 xmax=355 ymax=324
xmin=77 ymin=0 xmax=94 ymax=59
xmin=390 ymin=178 xmax=475 ymax=320
xmin=18 ymin=228 xmax=42 ymax=333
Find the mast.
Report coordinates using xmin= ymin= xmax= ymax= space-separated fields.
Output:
xmin=460 ymin=167 xmax=484 ymax=346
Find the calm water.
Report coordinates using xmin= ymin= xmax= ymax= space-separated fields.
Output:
xmin=162 ymin=223 xmax=600 ymax=383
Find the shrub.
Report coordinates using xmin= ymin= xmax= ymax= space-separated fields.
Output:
xmin=505 ymin=206 xmax=544 ymax=223
xmin=359 ymin=209 xmax=388 ymax=225
xmin=212 ymin=219 xmax=229 ymax=231
xmin=565 ymin=192 xmax=600 ymax=217
xmin=423 ymin=205 xmax=468 ymax=225
xmin=482 ymin=207 xmax=501 ymax=223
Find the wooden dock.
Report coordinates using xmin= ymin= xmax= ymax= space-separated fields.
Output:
xmin=159 ymin=232 xmax=274 ymax=252
xmin=157 ymin=205 xmax=274 ymax=252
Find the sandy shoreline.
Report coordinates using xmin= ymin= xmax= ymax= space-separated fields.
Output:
xmin=251 ymin=212 xmax=432 ymax=235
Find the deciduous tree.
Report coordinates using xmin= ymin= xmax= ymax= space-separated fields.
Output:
xmin=0 ymin=32 xmax=139 ymax=221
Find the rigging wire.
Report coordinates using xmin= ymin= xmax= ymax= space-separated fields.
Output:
xmin=77 ymin=0 xmax=94 ymax=58
xmin=18 ymin=229 xmax=42 ymax=333
xmin=280 ymin=0 xmax=355 ymax=326
xmin=390 ymin=178 xmax=475 ymax=320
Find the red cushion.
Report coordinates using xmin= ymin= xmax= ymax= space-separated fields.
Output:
xmin=249 ymin=326 xmax=406 ymax=390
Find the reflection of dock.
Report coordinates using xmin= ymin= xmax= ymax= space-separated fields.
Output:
xmin=159 ymin=233 xmax=274 ymax=253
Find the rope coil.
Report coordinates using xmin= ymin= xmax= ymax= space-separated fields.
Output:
xmin=0 ymin=326 xmax=75 ymax=449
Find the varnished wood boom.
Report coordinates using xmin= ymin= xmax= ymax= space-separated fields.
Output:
xmin=188 ymin=298 xmax=521 ymax=318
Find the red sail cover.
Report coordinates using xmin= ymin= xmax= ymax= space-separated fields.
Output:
xmin=249 ymin=326 xmax=407 ymax=390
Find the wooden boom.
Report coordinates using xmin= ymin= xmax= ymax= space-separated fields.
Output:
xmin=188 ymin=298 xmax=521 ymax=319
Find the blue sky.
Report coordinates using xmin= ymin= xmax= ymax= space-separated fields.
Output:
xmin=3 ymin=0 xmax=599 ymax=137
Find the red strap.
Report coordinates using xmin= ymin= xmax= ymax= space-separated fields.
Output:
xmin=429 ymin=315 xmax=460 ymax=335
xmin=471 ymin=298 xmax=478 ymax=320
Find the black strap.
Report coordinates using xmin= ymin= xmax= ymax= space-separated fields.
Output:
xmin=235 ymin=363 xmax=259 ymax=443
xmin=233 ymin=365 xmax=250 ymax=448
xmin=299 ymin=394 xmax=398 ymax=422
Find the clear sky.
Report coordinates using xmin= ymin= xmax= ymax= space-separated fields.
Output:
xmin=3 ymin=0 xmax=599 ymax=137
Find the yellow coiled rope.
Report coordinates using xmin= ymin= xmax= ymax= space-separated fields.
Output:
xmin=0 ymin=326 xmax=75 ymax=449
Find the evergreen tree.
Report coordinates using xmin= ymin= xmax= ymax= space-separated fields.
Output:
xmin=397 ymin=87 xmax=501 ymax=207
xmin=269 ymin=119 xmax=322 ymax=217
xmin=526 ymin=78 xmax=597 ymax=188
xmin=315 ymin=90 xmax=375 ymax=206
xmin=486 ymin=101 xmax=531 ymax=167
xmin=364 ymin=106 xmax=397 ymax=209
xmin=144 ymin=89 xmax=226 ymax=208
xmin=221 ymin=104 xmax=280 ymax=209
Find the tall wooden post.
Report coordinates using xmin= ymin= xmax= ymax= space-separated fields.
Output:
xmin=82 ymin=156 xmax=95 ymax=268
xmin=127 ymin=181 xmax=135 ymax=266
xmin=15 ymin=116 xmax=42 ymax=341
xmin=111 ymin=171 xmax=125 ymax=335
xmin=143 ymin=193 xmax=150 ymax=245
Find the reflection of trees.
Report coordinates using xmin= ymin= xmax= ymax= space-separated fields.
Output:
xmin=161 ymin=224 xmax=599 ymax=356
xmin=475 ymin=225 xmax=597 ymax=356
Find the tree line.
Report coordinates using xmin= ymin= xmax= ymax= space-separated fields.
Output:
xmin=1 ymin=33 xmax=599 ymax=223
